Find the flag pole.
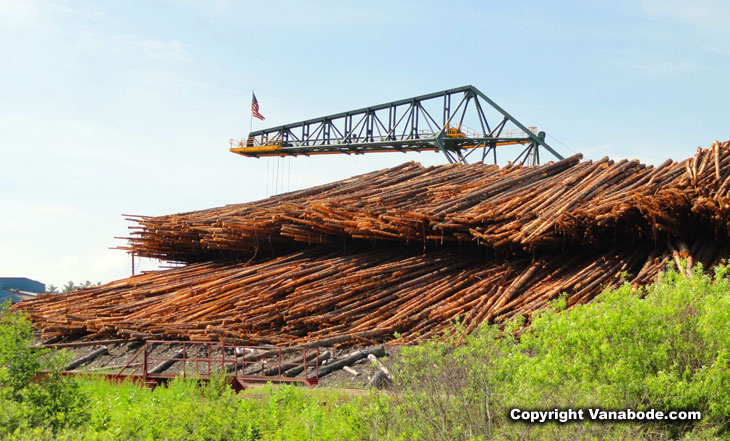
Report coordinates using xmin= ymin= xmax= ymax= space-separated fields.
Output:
xmin=249 ymin=89 xmax=254 ymax=136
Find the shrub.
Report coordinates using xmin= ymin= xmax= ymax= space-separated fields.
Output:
xmin=388 ymin=324 xmax=520 ymax=441
xmin=388 ymin=264 xmax=730 ymax=440
xmin=0 ymin=302 xmax=90 ymax=434
xmin=0 ymin=301 xmax=43 ymax=397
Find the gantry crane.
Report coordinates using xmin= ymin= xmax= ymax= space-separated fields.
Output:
xmin=230 ymin=85 xmax=563 ymax=165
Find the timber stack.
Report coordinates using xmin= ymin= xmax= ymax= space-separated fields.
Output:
xmin=14 ymin=140 xmax=730 ymax=347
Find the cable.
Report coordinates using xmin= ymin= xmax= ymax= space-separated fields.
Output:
xmin=277 ymin=157 xmax=282 ymax=194
xmin=547 ymin=133 xmax=579 ymax=154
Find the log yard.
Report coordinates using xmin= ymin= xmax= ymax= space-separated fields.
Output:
xmin=14 ymin=139 xmax=730 ymax=348
xmin=5 ymin=3 xmax=730 ymax=439
xmin=10 ymin=84 xmax=730 ymax=361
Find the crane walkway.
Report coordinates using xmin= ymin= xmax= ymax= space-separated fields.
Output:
xmin=230 ymin=85 xmax=562 ymax=165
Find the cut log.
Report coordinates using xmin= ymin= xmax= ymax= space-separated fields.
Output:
xmin=367 ymin=353 xmax=392 ymax=381
xmin=343 ymin=366 xmax=359 ymax=376
xmin=317 ymin=346 xmax=385 ymax=377
xmin=64 ymin=347 xmax=109 ymax=371
xmin=284 ymin=350 xmax=331 ymax=377
xmin=148 ymin=348 xmax=186 ymax=374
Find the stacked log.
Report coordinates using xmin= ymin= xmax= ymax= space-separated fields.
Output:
xmin=122 ymin=141 xmax=730 ymax=263
xmin=16 ymin=233 xmax=729 ymax=347
xmin=13 ymin=140 xmax=730 ymax=347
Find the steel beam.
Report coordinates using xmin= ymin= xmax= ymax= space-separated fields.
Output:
xmin=233 ymin=86 xmax=563 ymax=165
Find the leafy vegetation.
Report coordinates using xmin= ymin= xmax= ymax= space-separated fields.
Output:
xmin=0 ymin=302 xmax=89 ymax=436
xmin=2 ymin=264 xmax=730 ymax=440
xmin=45 ymin=281 xmax=101 ymax=294
xmin=381 ymin=263 xmax=730 ymax=440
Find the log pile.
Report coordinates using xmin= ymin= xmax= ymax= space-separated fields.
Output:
xmin=13 ymin=140 xmax=730 ymax=347
xmin=122 ymin=141 xmax=730 ymax=262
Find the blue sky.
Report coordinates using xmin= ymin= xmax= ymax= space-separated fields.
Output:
xmin=1 ymin=0 xmax=728 ymax=288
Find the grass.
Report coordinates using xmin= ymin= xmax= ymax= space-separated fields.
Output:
xmin=1 ymin=376 xmax=378 ymax=440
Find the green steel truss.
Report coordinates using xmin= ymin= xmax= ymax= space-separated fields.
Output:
xmin=230 ymin=85 xmax=562 ymax=165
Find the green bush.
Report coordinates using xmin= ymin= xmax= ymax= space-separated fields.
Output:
xmin=515 ymin=264 xmax=730 ymax=427
xmin=388 ymin=264 xmax=730 ymax=440
xmin=68 ymin=379 xmax=373 ymax=441
xmin=0 ymin=300 xmax=376 ymax=440
xmin=387 ymin=324 xmax=519 ymax=441
xmin=0 ymin=302 xmax=90 ymax=435
xmin=0 ymin=302 xmax=43 ymax=397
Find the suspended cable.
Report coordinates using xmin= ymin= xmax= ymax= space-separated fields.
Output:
xmin=277 ymin=157 xmax=281 ymax=194
xmin=265 ymin=157 xmax=270 ymax=197
xmin=547 ymin=134 xmax=579 ymax=154
xmin=271 ymin=157 xmax=275 ymax=195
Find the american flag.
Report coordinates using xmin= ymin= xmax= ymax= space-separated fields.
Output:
xmin=251 ymin=92 xmax=265 ymax=121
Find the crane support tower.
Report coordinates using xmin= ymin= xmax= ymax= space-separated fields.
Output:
xmin=230 ymin=85 xmax=562 ymax=165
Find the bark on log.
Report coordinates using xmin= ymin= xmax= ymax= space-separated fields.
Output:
xmin=317 ymin=346 xmax=385 ymax=377
xmin=65 ymin=347 xmax=109 ymax=371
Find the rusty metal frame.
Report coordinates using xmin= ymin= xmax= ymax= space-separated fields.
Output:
xmin=56 ymin=340 xmax=320 ymax=391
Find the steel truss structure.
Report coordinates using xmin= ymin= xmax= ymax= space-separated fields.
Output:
xmin=230 ymin=85 xmax=562 ymax=165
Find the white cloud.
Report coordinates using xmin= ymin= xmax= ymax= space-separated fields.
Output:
xmin=639 ymin=0 xmax=730 ymax=28
xmin=0 ymin=0 xmax=109 ymax=33
xmin=112 ymin=35 xmax=190 ymax=62
xmin=638 ymin=0 xmax=730 ymax=57
xmin=612 ymin=45 xmax=710 ymax=78
xmin=0 ymin=0 xmax=40 ymax=28
xmin=629 ymin=59 xmax=709 ymax=77
xmin=58 ymin=254 xmax=79 ymax=272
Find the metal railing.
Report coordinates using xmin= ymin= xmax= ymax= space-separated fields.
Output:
xmin=61 ymin=340 xmax=320 ymax=389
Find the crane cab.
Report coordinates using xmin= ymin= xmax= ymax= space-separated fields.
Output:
xmin=444 ymin=124 xmax=466 ymax=139
xmin=230 ymin=134 xmax=283 ymax=155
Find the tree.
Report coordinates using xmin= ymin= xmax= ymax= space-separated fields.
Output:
xmin=59 ymin=281 xmax=101 ymax=293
